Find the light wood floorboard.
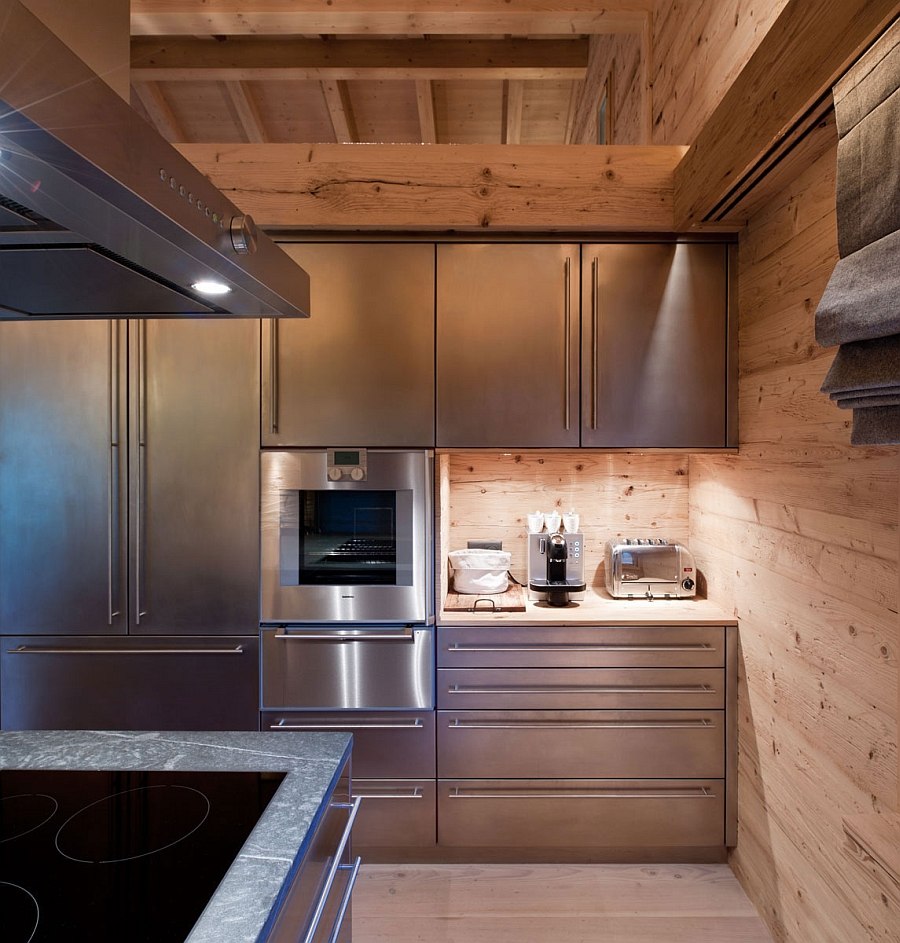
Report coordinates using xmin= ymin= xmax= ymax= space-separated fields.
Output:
xmin=353 ymin=863 xmax=774 ymax=943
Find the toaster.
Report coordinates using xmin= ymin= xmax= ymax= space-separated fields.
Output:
xmin=604 ymin=538 xmax=697 ymax=599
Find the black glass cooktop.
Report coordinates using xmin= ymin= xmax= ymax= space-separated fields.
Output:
xmin=0 ymin=769 xmax=286 ymax=943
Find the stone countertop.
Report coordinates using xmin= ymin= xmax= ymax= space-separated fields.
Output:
xmin=0 ymin=729 xmax=352 ymax=943
xmin=439 ymin=588 xmax=736 ymax=625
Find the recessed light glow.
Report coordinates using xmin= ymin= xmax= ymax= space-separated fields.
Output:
xmin=191 ymin=279 xmax=231 ymax=296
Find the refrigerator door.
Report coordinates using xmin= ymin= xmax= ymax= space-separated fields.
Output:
xmin=0 ymin=320 xmax=127 ymax=634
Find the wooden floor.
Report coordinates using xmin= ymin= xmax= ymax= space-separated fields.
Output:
xmin=353 ymin=863 xmax=774 ymax=943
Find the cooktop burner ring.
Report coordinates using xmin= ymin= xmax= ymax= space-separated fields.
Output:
xmin=0 ymin=881 xmax=40 ymax=943
xmin=54 ymin=784 xmax=211 ymax=864
xmin=0 ymin=793 xmax=59 ymax=844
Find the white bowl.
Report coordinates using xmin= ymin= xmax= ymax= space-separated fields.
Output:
xmin=452 ymin=568 xmax=509 ymax=595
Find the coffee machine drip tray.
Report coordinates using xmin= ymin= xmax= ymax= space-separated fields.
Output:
xmin=527 ymin=579 xmax=587 ymax=591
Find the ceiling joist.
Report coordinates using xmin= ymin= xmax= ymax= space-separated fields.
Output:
xmin=130 ymin=0 xmax=651 ymax=37
xmin=415 ymin=80 xmax=437 ymax=144
xmin=131 ymin=37 xmax=589 ymax=82
xmin=223 ymin=80 xmax=267 ymax=143
xmin=131 ymin=81 xmax=185 ymax=141
xmin=320 ymin=80 xmax=358 ymax=143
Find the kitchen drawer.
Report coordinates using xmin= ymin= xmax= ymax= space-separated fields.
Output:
xmin=351 ymin=779 xmax=437 ymax=850
xmin=437 ymin=710 xmax=724 ymax=779
xmin=437 ymin=668 xmax=724 ymax=710
xmin=438 ymin=625 xmax=725 ymax=668
xmin=438 ymin=779 xmax=724 ymax=849
xmin=263 ymin=711 xmax=436 ymax=778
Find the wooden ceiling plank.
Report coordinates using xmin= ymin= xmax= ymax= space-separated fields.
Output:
xmin=321 ymin=80 xmax=359 ymax=143
xmin=673 ymin=0 xmax=899 ymax=229
xmin=131 ymin=37 xmax=589 ymax=82
xmin=569 ymin=34 xmax=613 ymax=144
xmin=415 ymin=79 xmax=437 ymax=144
xmin=223 ymin=80 xmax=268 ymax=143
xmin=504 ymin=80 xmax=524 ymax=145
xmin=175 ymin=142 xmax=686 ymax=231
xmin=131 ymin=81 xmax=185 ymax=141
xmin=131 ymin=1 xmax=653 ymax=36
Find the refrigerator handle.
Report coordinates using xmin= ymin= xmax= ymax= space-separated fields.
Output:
xmin=135 ymin=320 xmax=148 ymax=624
xmin=107 ymin=322 xmax=122 ymax=625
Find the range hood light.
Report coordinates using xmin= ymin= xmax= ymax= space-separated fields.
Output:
xmin=191 ymin=279 xmax=232 ymax=296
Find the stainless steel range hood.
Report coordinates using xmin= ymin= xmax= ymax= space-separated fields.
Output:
xmin=0 ymin=0 xmax=309 ymax=319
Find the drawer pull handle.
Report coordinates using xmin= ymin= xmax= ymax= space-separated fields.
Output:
xmin=302 ymin=797 xmax=362 ymax=943
xmin=448 ymin=786 xmax=715 ymax=800
xmin=448 ymin=684 xmax=715 ymax=695
xmin=270 ymin=719 xmax=425 ymax=731
xmin=353 ymin=786 xmax=424 ymax=800
xmin=448 ymin=718 xmax=714 ymax=730
xmin=326 ymin=856 xmax=362 ymax=943
xmin=7 ymin=645 xmax=245 ymax=655
xmin=275 ymin=627 xmax=415 ymax=642
xmin=448 ymin=643 xmax=715 ymax=653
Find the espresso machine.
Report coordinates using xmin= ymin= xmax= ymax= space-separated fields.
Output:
xmin=527 ymin=532 xmax=587 ymax=606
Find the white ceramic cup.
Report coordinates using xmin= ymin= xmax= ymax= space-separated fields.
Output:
xmin=562 ymin=511 xmax=580 ymax=533
xmin=543 ymin=511 xmax=561 ymax=533
xmin=527 ymin=512 xmax=544 ymax=534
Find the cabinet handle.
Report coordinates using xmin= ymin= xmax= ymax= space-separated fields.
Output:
xmin=7 ymin=645 xmax=245 ymax=655
xmin=302 ymin=798 xmax=362 ymax=943
xmin=269 ymin=318 xmax=279 ymax=434
xmin=135 ymin=321 xmax=148 ymax=624
xmin=591 ymin=256 xmax=600 ymax=429
xmin=447 ymin=684 xmax=715 ymax=695
xmin=448 ymin=785 xmax=715 ymax=800
xmin=326 ymin=856 xmax=362 ymax=943
xmin=447 ymin=717 xmax=715 ymax=730
xmin=447 ymin=643 xmax=715 ymax=654
xmin=270 ymin=719 xmax=424 ymax=730
xmin=107 ymin=322 xmax=121 ymax=626
xmin=274 ymin=626 xmax=416 ymax=642
xmin=352 ymin=786 xmax=423 ymax=800
xmin=563 ymin=256 xmax=571 ymax=431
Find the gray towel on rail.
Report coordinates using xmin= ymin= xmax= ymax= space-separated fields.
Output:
xmin=815 ymin=230 xmax=900 ymax=346
xmin=834 ymin=393 xmax=900 ymax=409
xmin=820 ymin=333 xmax=900 ymax=394
xmin=850 ymin=405 xmax=900 ymax=445
xmin=830 ymin=386 xmax=900 ymax=401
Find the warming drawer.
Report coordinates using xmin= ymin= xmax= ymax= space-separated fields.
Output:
xmin=438 ymin=625 xmax=726 ymax=668
xmin=438 ymin=779 xmax=725 ymax=849
xmin=437 ymin=668 xmax=724 ymax=710
xmin=437 ymin=709 xmax=725 ymax=779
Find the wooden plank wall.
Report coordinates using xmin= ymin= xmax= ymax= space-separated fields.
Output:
xmin=443 ymin=451 xmax=689 ymax=596
xmin=651 ymin=0 xmax=789 ymax=144
xmin=689 ymin=147 xmax=900 ymax=942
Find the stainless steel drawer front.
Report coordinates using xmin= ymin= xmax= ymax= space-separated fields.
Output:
xmin=438 ymin=779 xmax=724 ymax=848
xmin=262 ymin=627 xmax=435 ymax=710
xmin=438 ymin=710 xmax=724 ymax=779
xmin=264 ymin=711 xmax=436 ymax=777
xmin=438 ymin=626 xmax=725 ymax=668
xmin=437 ymin=668 xmax=724 ymax=709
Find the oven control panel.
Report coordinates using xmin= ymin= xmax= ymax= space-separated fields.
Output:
xmin=326 ymin=448 xmax=368 ymax=482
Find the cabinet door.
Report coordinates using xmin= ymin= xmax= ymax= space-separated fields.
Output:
xmin=0 ymin=320 xmax=127 ymax=634
xmin=581 ymin=243 xmax=728 ymax=447
xmin=262 ymin=243 xmax=435 ymax=447
xmin=129 ymin=319 xmax=259 ymax=635
xmin=437 ymin=244 xmax=580 ymax=447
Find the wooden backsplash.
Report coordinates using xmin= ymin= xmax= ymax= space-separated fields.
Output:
xmin=441 ymin=451 xmax=690 ymax=590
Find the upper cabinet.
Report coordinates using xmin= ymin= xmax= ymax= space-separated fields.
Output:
xmin=581 ymin=243 xmax=730 ymax=448
xmin=263 ymin=243 xmax=435 ymax=448
xmin=436 ymin=244 xmax=581 ymax=448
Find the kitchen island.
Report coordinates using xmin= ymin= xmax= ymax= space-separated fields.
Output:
xmin=0 ymin=729 xmax=353 ymax=943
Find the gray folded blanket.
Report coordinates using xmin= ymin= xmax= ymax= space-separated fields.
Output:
xmin=850 ymin=405 xmax=900 ymax=445
xmin=815 ymin=229 xmax=900 ymax=346
xmin=820 ymin=333 xmax=900 ymax=394
xmin=833 ymin=393 xmax=900 ymax=409
xmin=830 ymin=387 xmax=900 ymax=401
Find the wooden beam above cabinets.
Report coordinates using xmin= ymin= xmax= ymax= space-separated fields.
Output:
xmin=673 ymin=0 xmax=899 ymax=229
xmin=130 ymin=0 xmax=653 ymax=37
xmin=175 ymin=142 xmax=686 ymax=231
xmin=131 ymin=37 xmax=590 ymax=83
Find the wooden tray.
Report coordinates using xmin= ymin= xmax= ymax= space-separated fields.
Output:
xmin=443 ymin=581 xmax=527 ymax=612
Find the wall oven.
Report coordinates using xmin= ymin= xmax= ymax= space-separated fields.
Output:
xmin=260 ymin=449 xmax=434 ymax=713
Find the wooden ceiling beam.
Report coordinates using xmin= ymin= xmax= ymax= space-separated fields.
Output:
xmin=175 ymin=142 xmax=686 ymax=231
xmin=674 ymin=0 xmax=899 ymax=229
xmin=131 ymin=37 xmax=589 ymax=82
xmin=503 ymin=80 xmax=524 ymax=145
xmin=321 ymin=80 xmax=358 ymax=143
xmin=131 ymin=1 xmax=652 ymax=36
xmin=415 ymin=80 xmax=437 ymax=144
xmin=223 ymin=80 xmax=268 ymax=143
xmin=131 ymin=81 xmax=185 ymax=141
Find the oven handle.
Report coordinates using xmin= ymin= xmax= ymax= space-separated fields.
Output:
xmin=274 ymin=626 xmax=416 ymax=642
